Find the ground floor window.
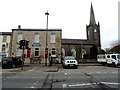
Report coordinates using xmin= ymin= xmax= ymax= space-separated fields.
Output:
xmin=51 ymin=48 xmax=56 ymax=57
xmin=2 ymin=44 xmax=6 ymax=52
xmin=34 ymin=48 xmax=39 ymax=57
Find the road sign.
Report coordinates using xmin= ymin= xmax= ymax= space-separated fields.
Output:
xmin=32 ymin=44 xmax=41 ymax=47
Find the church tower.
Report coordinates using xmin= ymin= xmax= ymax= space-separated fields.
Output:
xmin=86 ymin=3 xmax=101 ymax=53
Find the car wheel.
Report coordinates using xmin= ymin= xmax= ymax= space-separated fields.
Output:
xmin=75 ymin=66 xmax=78 ymax=69
xmin=63 ymin=65 xmax=66 ymax=69
xmin=112 ymin=63 xmax=116 ymax=67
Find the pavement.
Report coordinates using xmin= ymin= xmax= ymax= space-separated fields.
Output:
xmin=2 ymin=63 xmax=102 ymax=73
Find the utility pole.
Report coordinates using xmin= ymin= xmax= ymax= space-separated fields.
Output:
xmin=45 ymin=11 xmax=49 ymax=65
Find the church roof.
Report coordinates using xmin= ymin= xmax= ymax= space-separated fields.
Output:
xmin=62 ymin=39 xmax=93 ymax=45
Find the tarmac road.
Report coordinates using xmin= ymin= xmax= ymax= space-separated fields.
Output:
xmin=1 ymin=63 xmax=120 ymax=90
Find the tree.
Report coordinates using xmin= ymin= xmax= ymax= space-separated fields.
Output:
xmin=110 ymin=40 xmax=120 ymax=49
xmin=109 ymin=40 xmax=120 ymax=53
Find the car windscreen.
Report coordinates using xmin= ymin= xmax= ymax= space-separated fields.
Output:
xmin=2 ymin=58 xmax=9 ymax=61
xmin=117 ymin=55 xmax=120 ymax=59
xmin=64 ymin=57 xmax=75 ymax=60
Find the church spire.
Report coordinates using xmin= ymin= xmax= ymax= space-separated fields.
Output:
xmin=90 ymin=3 xmax=96 ymax=25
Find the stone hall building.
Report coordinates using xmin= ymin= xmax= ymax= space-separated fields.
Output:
xmin=62 ymin=3 xmax=101 ymax=60
xmin=10 ymin=27 xmax=62 ymax=63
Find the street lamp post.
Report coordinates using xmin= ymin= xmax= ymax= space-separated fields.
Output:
xmin=45 ymin=11 xmax=49 ymax=29
xmin=45 ymin=11 xmax=49 ymax=65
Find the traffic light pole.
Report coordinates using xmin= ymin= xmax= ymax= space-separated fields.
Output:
xmin=19 ymin=40 xmax=29 ymax=70
xmin=21 ymin=43 xmax=25 ymax=70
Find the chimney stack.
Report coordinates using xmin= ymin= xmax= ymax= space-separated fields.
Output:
xmin=18 ymin=25 xmax=21 ymax=29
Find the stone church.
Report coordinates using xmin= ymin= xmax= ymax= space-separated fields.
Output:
xmin=62 ymin=3 xmax=101 ymax=60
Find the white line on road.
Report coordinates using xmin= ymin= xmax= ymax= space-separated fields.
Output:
xmin=34 ymin=83 xmax=37 ymax=85
xmin=63 ymin=84 xmax=67 ymax=88
xmin=68 ymin=81 xmax=120 ymax=87
xmin=87 ymin=71 xmax=118 ymax=74
xmin=68 ymin=83 xmax=96 ymax=87
xmin=30 ymin=86 xmax=34 ymax=88
xmin=64 ymin=73 xmax=67 ymax=75
xmin=101 ymin=82 xmax=120 ymax=85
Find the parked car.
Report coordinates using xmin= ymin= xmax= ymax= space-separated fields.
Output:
xmin=2 ymin=57 xmax=23 ymax=69
xmin=62 ymin=56 xmax=78 ymax=69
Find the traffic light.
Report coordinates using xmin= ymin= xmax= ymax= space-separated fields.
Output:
xmin=45 ymin=48 xmax=48 ymax=58
xmin=19 ymin=40 xmax=22 ymax=49
xmin=25 ymin=40 xmax=29 ymax=49
xmin=19 ymin=40 xmax=25 ymax=49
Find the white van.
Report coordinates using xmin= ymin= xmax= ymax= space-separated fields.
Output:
xmin=97 ymin=54 xmax=107 ymax=65
xmin=106 ymin=54 xmax=120 ymax=66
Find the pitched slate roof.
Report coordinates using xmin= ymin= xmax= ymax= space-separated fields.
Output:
xmin=12 ymin=28 xmax=62 ymax=31
xmin=62 ymin=39 xmax=93 ymax=45
xmin=0 ymin=32 xmax=12 ymax=35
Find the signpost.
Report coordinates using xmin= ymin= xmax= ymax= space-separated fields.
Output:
xmin=32 ymin=44 xmax=41 ymax=47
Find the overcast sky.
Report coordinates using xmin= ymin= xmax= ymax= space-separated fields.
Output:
xmin=0 ymin=0 xmax=119 ymax=50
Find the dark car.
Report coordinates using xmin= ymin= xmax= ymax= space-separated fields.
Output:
xmin=2 ymin=57 xmax=23 ymax=69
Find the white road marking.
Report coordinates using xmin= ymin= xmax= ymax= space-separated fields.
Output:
xmin=68 ymin=83 xmax=96 ymax=87
xmin=87 ymin=71 xmax=118 ymax=74
xmin=30 ymin=86 xmax=34 ymax=88
xmin=34 ymin=83 xmax=37 ymax=85
xmin=63 ymin=84 xmax=67 ymax=88
xmin=101 ymin=82 xmax=120 ymax=85
xmin=64 ymin=73 xmax=67 ymax=75
xmin=68 ymin=81 xmax=120 ymax=87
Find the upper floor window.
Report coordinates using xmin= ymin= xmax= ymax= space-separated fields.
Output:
xmin=6 ymin=43 xmax=9 ymax=48
xmin=51 ymin=34 xmax=56 ymax=43
xmin=34 ymin=34 xmax=40 ymax=43
xmin=18 ymin=34 xmax=23 ymax=42
xmin=3 ymin=36 xmax=7 ymax=42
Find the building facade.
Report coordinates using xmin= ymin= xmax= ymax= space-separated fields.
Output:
xmin=11 ymin=27 xmax=62 ymax=63
xmin=62 ymin=3 xmax=101 ymax=60
xmin=1 ymin=3 xmax=101 ymax=62
xmin=0 ymin=32 xmax=12 ymax=58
